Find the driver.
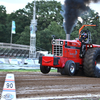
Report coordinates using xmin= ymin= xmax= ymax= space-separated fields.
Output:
xmin=80 ymin=31 xmax=88 ymax=43
xmin=82 ymin=32 xmax=88 ymax=42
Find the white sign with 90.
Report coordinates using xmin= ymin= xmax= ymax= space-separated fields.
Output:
xmin=1 ymin=74 xmax=16 ymax=100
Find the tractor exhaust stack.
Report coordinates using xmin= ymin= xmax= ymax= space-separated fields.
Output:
xmin=66 ymin=34 xmax=70 ymax=40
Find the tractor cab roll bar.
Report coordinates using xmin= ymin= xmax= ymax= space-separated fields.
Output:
xmin=79 ymin=25 xmax=96 ymax=44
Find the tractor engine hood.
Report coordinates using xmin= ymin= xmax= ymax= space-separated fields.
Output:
xmin=52 ymin=39 xmax=81 ymax=48
xmin=65 ymin=40 xmax=81 ymax=48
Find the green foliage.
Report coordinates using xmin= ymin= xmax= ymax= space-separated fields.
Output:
xmin=0 ymin=2 xmax=100 ymax=52
xmin=16 ymin=26 xmax=30 ymax=45
xmin=0 ymin=5 xmax=8 ymax=42
xmin=7 ymin=9 xmax=30 ymax=43
xmin=37 ymin=28 xmax=52 ymax=51
xmin=81 ymin=10 xmax=100 ymax=44
xmin=71 ymin=9 xmax=100 ymax=45
xmin=70 ymin=24 xmax=80 ymax=40
xmin=37 ymin=21 xmax=65 ymax=51
xmin=0 ymin=5 xmax=7 ymax=24
xmin=47 ymin=21 xmax=65 ymax=39
xmin=25 ymin=0 xmax=63 ymax=31
xmin=0 ymin=0 xmax=63 ymax=50
xmin=8 ymin=9 xmax=30 ymax=33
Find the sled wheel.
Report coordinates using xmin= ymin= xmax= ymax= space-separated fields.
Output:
xmin=40 ymin=65 xmax=51 ymax=74
xmin=65 ymin=60 xmax=76 ymax=76
xmin=83 ymin=48 xmax=100 ymax=77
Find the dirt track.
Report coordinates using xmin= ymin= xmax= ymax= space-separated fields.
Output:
xmin=0 ymin=71 xmax=100 ymax=99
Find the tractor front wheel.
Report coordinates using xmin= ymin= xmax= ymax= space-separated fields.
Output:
xmin=40 ymin=65 xmax=51 ymax=74
xmin=84 ymin=48 xmax=100 ymax=77
xmin=65 ymin=60 xmax=76 ymax=76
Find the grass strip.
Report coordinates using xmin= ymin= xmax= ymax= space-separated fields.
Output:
xmin=0 ymin=69 xmax=57 ymax=72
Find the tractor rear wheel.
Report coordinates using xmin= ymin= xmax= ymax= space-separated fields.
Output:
xmin=65 ymin=60 xmax=76 ymax=76
xmin=40 ymin=65 xmax=51 ymax=74
xmin=83 ymin=48 xmax=100 ymax=77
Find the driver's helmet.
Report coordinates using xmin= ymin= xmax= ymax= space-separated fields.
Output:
xmin=81 ymin=32 xmax=88 ymax=42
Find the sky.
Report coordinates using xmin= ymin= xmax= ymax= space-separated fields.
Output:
xmin=0 ymin=0 xmax=100 ymax=15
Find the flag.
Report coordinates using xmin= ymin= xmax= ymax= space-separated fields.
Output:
xmin=11 ymin=21 xmax=16 ymax=34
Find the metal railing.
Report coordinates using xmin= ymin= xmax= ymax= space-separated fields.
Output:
xmin=0 ymin=42 xmax=30 ymax=50
xmin=0 ymin=42 xmax=47 ymax=51
xmin=0 ymin=42 xmax=47 ymax=58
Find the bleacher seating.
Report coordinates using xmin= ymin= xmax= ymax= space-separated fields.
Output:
xmin=0 ymin=42 xmax=45 ymax=58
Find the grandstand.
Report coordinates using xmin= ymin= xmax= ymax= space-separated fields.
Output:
xmin=0 ymin=42 xmax=46 ymax=58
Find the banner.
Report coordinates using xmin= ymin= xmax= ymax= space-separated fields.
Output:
xmin=11 ymin=21 xmax=16 ymax=34
xmin=30 ymin=24 xmax=34 ymax=37
xmin=30 ymin=24 xmax=36 ymax=37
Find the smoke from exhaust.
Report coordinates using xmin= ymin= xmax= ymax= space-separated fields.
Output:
xmin=64 ymin=0 xmax=100 ymax=38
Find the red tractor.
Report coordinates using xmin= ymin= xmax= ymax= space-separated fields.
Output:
xmin=39 ymin=25 xmax=100 ymax=77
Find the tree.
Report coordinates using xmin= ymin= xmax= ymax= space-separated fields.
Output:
xmin=25 ymin=0 xmax=63 ymax=31
xmin=16 ymin=26 xmax=30 ymax=45
xmin=3 ymin=0 xmax=63 ymax=44
xmin=71 ymin=9 xmax=100 ymax=44
xmin=0 ymin=5 xmax=7 ymax=24
xmin=37 ymin=29 xmax=52 ymax=51
xmin=0 ymin=5 xmax=8 ymax=42
xmin=7 ymin=9 xmax=30 ymax=43
xmin=81 ymin=10 xmax=100 ymax=44
xmin=37 ymin=21 xmax=65 ymax=51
